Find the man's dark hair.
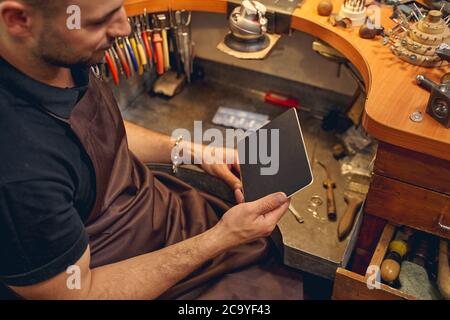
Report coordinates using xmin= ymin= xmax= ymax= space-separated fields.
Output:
xmin=0 ymin=0 xmax=65 ymax=16
xmin=0 ymin=0 xmax=63 ymax=9
xmin=1 ymin=0 xmax=50 ymax=5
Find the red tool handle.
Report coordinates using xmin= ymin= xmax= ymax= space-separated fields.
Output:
xmin=148 ymin=33 xmax=157 ymax=64
xmin=264 ymin=92 xmax=299 ymax=109
xmin=105 ymin=50 xmax=119 ymax=86
xmin=142 ymin=30 xmax=153 ymax=63
xmin=115 ymin=43 xmax=131 ymax=79
xmin=153 ymin=32 xmax=164 ymax=76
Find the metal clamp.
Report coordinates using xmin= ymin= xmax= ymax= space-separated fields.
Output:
xmin=438 ymin=214 xmax=450 ymax=232
xmin=226 ymin=1 xmax=292 ymax=34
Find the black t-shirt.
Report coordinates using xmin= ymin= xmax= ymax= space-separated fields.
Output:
xmin=0 ymin=57 xmax=96 ymax=288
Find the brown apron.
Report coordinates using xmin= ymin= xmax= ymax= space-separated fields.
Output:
xmin=64 ymin=70 xmax=303 ymax=300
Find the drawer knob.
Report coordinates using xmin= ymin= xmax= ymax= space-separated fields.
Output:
xmin=438 ymin=214 xmax=450 ymax=232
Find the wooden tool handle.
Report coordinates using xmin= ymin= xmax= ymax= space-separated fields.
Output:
xmin=338 ymin=197 xmax=363 ymax=240
xmin=380 ymin=258 xmax=401 ymax=284
xmin=438 ymin=239 xmax=450 ymax=299
xmin=326 ymin=186 xmax=337 ymax=221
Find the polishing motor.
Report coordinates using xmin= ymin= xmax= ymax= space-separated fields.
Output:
xmin=224 ymin=0 xmax=270 ymax=52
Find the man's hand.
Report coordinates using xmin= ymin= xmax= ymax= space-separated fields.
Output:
xmin=217 ymin=192 xmax=290 ymax=247
xmin=9 ymin=193 xmax=290 ymax=300
xmin=123 ymin=122 xmax=243 ymax=204
xmin=193 ymin=144 xmax=244 ymax=204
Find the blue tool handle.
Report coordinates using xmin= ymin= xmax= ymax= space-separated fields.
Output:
xmin=126 ymin=40 xmax=139 ymax=72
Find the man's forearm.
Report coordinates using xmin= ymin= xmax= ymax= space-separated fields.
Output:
xmin=9 ymin=194 xmax=288 ymax=300
xmin=124 ymin=120 xmax=174 ymax=164
xmin=86 ymin=224 xmax=230 ymax=300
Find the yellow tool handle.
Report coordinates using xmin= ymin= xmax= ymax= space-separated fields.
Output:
xmin=130 ymin=37 xmax=143 ymax=75
xmin=337 ymin=197 xmax=363 ymax=240
xmin=161 ymin=29 xmax=171 ymax=71
xmin=137 ymin=40 xmax=148 ymax=67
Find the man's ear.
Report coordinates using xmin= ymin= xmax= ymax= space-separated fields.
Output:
xmin=0 ymin=1 xmax=34 ymax=37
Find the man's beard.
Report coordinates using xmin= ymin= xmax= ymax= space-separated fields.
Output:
xmin=34 ymin=29 xmax=106 ymax=68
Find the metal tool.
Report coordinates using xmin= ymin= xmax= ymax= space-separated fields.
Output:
xmin=105 ymin=49 xmax=119 ymax=86
xmin=128 ymin=18 xmax=142 ymax=74
xmin=424 ymin=0 xmax=450 ymax=16
xmin=124 ymin=35 xmax=139 ymax=73
xmin=152 ymin=14 xmax=165 ymax=76
xmin=129 ymin=35 xmax=142 ymax=74
xmin=359 ymin=19 xmax=385 ymax=40
xmin=224 ymin=0 xmax=269 ymax=53
xmin=329 ymin=14 xmax=353 ymax=28
xmin=145 ymin=9 xmax=158 ymax=65
xmin=175 ymin=10 xmax=193 ymax=82
xmin=130 ymin=17 xmax=147 ymax=75
xmin=133 ymin=15 xmax=149 ymax=71
xmin=141 ymin=10 xmax=154 ymax=69
xmin=118 ymin=37 xmax=135 ymax=76
xmin=317 ymin=161 xmax=337 ymax=221
xmin=339 ymin=0 xmax=366 ymax=27
xmin=156 ymin=13 xmax=171 ymax=72
xmin=138 ymin=11 xmax=153 ymax=71
xmin=110 ymin=46 xmax=124 ymax=77
xmin=169 ymin=8 xmax=183 ymax=77
xmin=151 ymin=9 xmax=188 ymax=97
xmin=114 ymin=39 xmax=131 ymax=79
xmin=390 ymin=10 xmax=450 ymax=67
xmin=289 ymin=204 xmax=304 ymax=224
xmin=343 ymin=0 xmax=365 ymax=12
xmin=416 ymin=73 xmax=450 ymax=128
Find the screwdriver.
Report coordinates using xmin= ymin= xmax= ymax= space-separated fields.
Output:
xmin=133 ymin=16 xmax=148 ymax=72
xmin=152 ymin=14 xmax=165 ymax=76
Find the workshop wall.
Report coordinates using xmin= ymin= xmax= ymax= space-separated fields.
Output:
xmin=109 ymin=70 xmax=154 ymax=111
xmin=111 ymin=11 xmax=359 ymax=111
xmin=191 ymin=12 xmax=358 ymax=97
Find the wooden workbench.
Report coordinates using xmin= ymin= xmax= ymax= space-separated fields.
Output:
xmin=124 ymin=0 xmax=449 ymax=161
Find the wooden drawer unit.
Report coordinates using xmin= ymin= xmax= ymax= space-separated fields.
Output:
xmin=366 ymin=174 xmax=450 ymax=239
xmin=375 ymin=142 xmax=450 ymax=195
xmin=332 ymin=224 xmax=416 ymax=300
xmin=365 ymin=142 xmax=450 ymax=239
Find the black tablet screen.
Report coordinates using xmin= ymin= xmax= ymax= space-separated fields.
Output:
xmin=238 ymin=108 xmax=313 ymax=202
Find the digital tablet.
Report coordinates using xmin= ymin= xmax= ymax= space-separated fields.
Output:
xmin=237 ymin=108 xmax=313 ymax=202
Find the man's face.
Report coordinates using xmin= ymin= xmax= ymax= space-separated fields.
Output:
xmin=33 ymin=0 xmax=131 ymax=67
